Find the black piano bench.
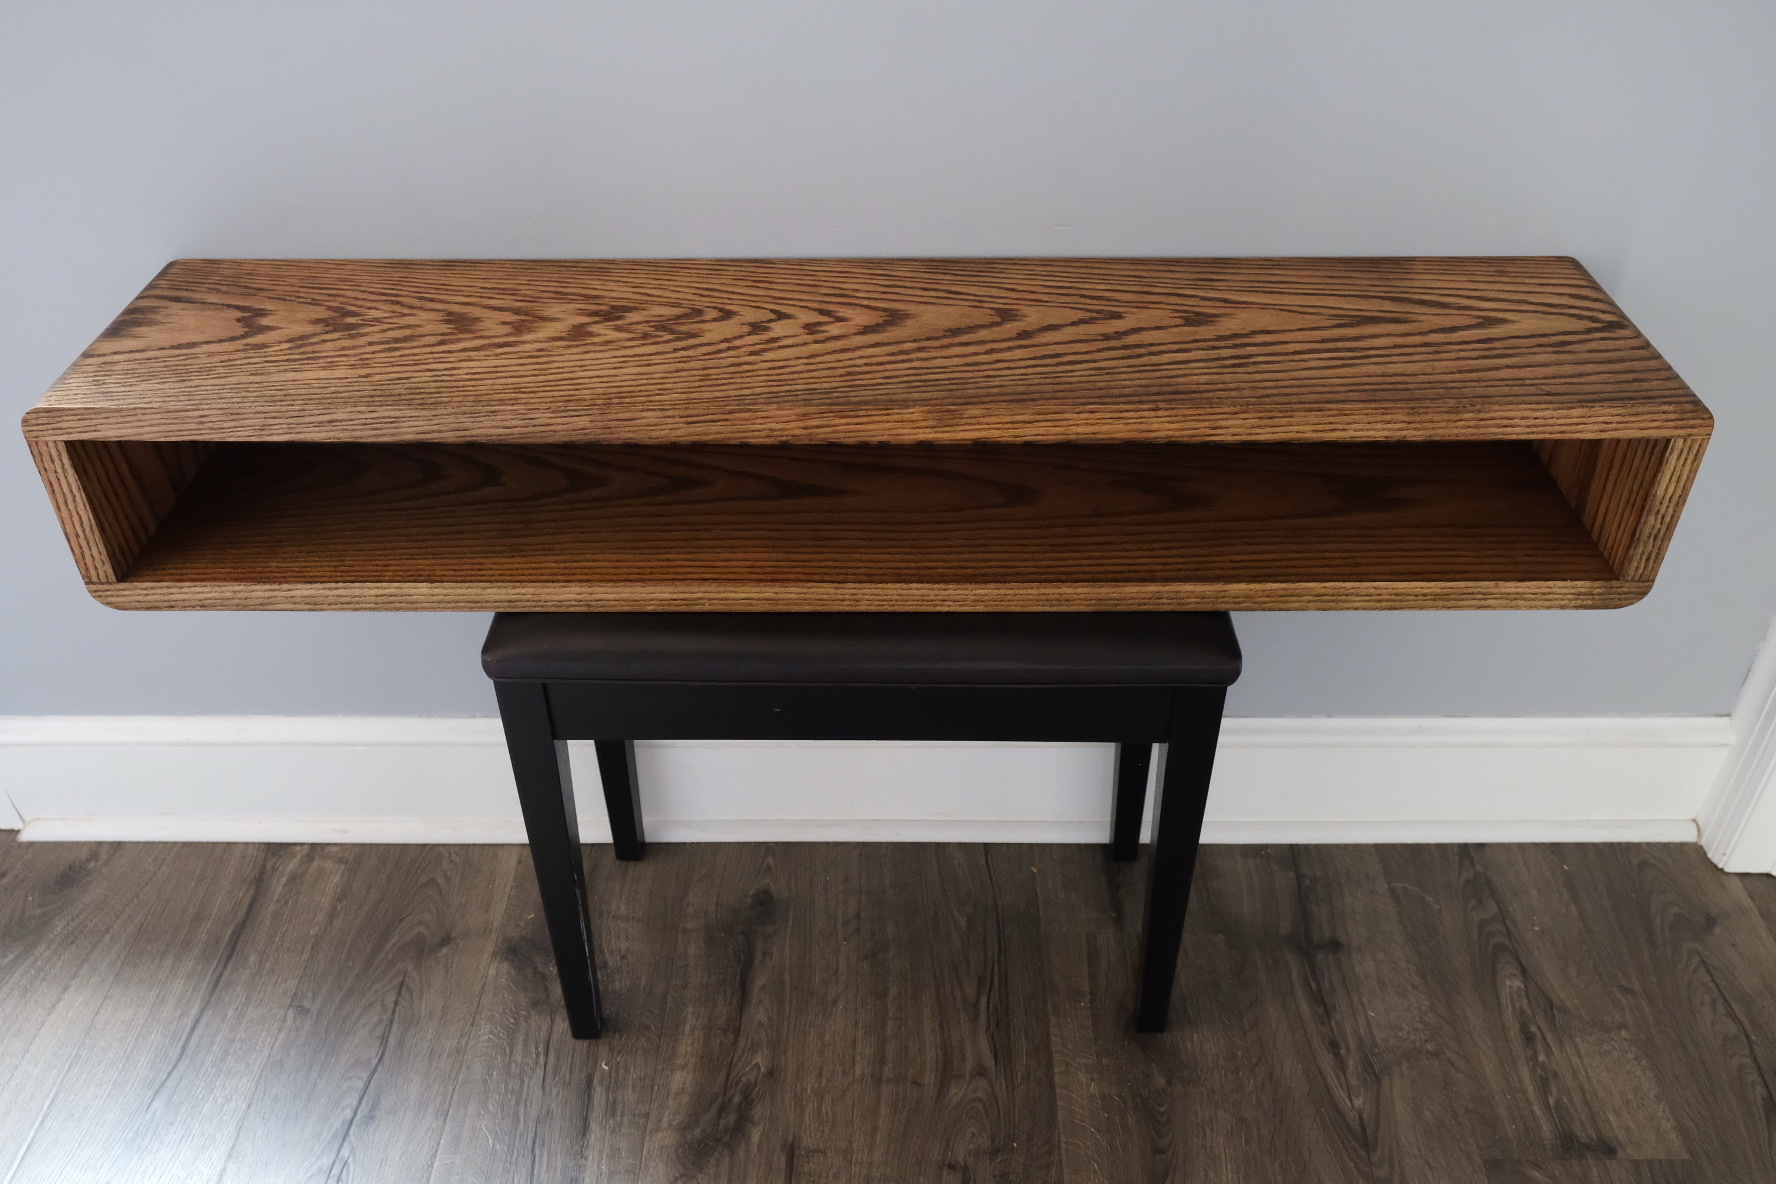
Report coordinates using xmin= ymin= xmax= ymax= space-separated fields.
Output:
xmin=482 ymin=611 xmax=1241 ymax=1038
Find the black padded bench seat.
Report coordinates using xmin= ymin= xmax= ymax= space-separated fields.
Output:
xmin=483 ymin=610 xmax=1241 ymax=1039
xmin=481 ymin=611 xmax=1242 ymax=686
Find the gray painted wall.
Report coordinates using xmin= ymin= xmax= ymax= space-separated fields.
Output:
xmin=4 ymin=1 xmax=1773 ymax=718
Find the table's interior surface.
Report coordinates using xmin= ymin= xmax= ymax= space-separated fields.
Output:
xmin=120 ymin=440 xmax=1610 ymax=585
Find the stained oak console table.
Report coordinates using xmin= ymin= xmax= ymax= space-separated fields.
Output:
xmin=22 ymin=257 xmax=1711 ymax=1031
xmin=23 ymin=257 xmax=1709 ymax=611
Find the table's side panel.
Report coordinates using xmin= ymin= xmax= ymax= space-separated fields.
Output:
xmin=1616 ymin=435 xmax=1708 ymax=581
xmin=25 ymin=438 xmax=215 ymax=586
xmin=1533 ymin=435 xmax=1709 ymax=582
xmin=26 ymin=438 xmax=119 ymax=583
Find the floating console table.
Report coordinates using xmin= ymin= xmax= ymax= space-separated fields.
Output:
xmin=23 ymin=257 xmax=1710 ymax=611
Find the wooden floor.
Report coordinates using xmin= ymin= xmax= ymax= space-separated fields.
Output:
xmin=2 ymin=834 xmax=1775 ymax=1183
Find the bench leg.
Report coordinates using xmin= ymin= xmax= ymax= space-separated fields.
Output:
xmin=1137 ymin=688 xmax=1225 ymax=1033
xmin=594 ymin=739 xmax=647 ymax=861
xmin=494 ymin=681 xmax=604 ymax=1039
xmin=1109 ymin=742 xmax=1152 ymax=861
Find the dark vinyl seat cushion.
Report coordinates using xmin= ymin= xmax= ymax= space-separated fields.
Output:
xmin=481 ymin=612 xmax=1241 ymax=686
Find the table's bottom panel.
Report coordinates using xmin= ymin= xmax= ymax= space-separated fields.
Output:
xmin=89 ymin=579 xmax=1648 ymax=611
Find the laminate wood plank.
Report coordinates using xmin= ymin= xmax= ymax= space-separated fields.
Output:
xmin=1274 ymin=845 xmax=1493 ymax=1182
xmin=216 ymin=844 xmax=519 ymax=1184
xmin=1366 ymin=844 xmax=1542 ymax=1167
xmin=1203 ymin=845 xmax=1490 ymax=1183
xmin=634 ymin=843 xmax=809 ymax=1182
xmin=1734 ymin=871 xmax=1776 ymax=943
xmin=1553 ymin=845 xmax=1776 ymax=1181
xmin=1483 ymin=1161 xmax=1697 ymax=1183
xmin=1461 ymin=846 xmax=1686 ymax=1156
xmin=1042 ymin=844 xmax=1498 ymax=1183
xmin=1372 ymin=845 xmax=1685 ymax=1164
xmin=4 ymin=843 xmax=350 ymax=1184
xmin=0 ymin=842 xmax=178 ymax=1177
xmin=25 ymin=258 xmax=1709 ymax=444
xmin=1186 ymin=844 xmax=1375 ymax=1184
xmin=1038 ymin=842 xmax=1249 ymax=1182
xmin=428 ymin=843 xmax=698 ymax=1184
xmin=97 ymin=439 xmax=1636 ymax=611
xmin=636 ymin=843 xmax=1058 ymax=1184
xmin=635 ymin=842 xmax=885 ymax=1182
xmin=844 ymin=844 xmax=1060 ymax=1184
xmin=758 ymin=841 xmax=867 ymax=1184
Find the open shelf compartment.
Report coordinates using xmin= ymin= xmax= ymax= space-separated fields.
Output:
xmin=28 ymin=436 xmax=1701 ymax=610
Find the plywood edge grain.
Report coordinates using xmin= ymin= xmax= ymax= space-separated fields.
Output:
xmin=18 ymin=407 xmax=1720 ymax=447
xmin=27 ymin=438 xmax=120 ymax=583
xmin=34 ymin=440 xmax=218 ymax=586
xmin=1617 ymin=435 xmax=1709 ymax=581
xmin=86 ymin=579 xmax=1651 ymax=613
xmin=1534 ymin=434 xmax=1710 ymax=583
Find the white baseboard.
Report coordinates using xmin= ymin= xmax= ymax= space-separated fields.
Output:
xmin=0 ymin=714 xmax=1729 ymax=847
xmin=11 ymin=815 xmax=1702 ymax=846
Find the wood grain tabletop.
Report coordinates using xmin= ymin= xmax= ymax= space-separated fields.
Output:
xmin=24 ymin=256 xmax=1710 ymax=444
